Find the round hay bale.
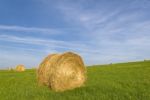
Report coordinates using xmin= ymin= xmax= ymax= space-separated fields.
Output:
xmin=16 ymin=65 xmax=25 ymax=72
xmin=37 ymin=52 xmax=86 ymax=92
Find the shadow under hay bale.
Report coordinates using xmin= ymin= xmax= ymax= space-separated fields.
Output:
xmin=15 ymin=65 xmax=25 ymax=72
xmin=37 ymin=52 xmax=86 ymax=92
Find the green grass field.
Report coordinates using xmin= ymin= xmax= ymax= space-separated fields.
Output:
xmin=0 ymin=61 xmax=150 ymax=100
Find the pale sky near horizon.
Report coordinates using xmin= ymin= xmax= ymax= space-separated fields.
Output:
xmin=0 ymin=0 xmax=150 ymax=68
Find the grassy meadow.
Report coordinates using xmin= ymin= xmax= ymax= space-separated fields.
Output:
xmin=0 ymin=60 xmax=150 ymax=100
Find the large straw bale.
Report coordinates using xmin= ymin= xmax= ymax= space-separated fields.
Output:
xmin=37 ymin=52 xmax=86 ymax=91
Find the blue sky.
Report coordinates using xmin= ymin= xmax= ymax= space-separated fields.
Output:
xmin=0 ymin=0 xmax=150 ymax=68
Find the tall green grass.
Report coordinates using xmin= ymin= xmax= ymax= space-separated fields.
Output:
xmin=0 ymin=61 xmax=150 ymax=100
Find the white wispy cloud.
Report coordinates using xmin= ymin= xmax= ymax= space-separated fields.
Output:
xmin=0 ymin=25 xmax=61 ymax=34
xmin=0 ymin=34 xmax=101 ymax=54
xmin=57 ymin=1 xmax=150 ymax=43
xmin=55 ymin=0 xmax=150 ymax=65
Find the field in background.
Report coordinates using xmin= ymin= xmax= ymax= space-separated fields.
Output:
xmin=0 ymin=61 xmax=150 ymax=100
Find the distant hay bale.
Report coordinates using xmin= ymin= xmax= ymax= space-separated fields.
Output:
xmin=37 ymin=52 xmax=86 ymax=92
xmin=15 ymin=65 xmax=25 ymax=72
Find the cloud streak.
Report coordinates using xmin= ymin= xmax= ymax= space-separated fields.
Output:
xmin=0 ymin=25 xmax=62 ymax=34
xmin=0 ymin=34 xmax=101 ymax=54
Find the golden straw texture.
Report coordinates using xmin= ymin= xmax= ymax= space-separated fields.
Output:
xmin=37 ymin=52 xmax=86 ymax=92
